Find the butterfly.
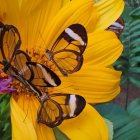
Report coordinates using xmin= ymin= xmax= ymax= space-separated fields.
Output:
xmin=0 ymin=22 xmax=86 ymax=127
xmin=46 ymin=24 xmax=88 ymax=76
xmin=107 ymin=17 xmax=124 ymax=38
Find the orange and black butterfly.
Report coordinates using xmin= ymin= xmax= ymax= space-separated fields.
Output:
xmin=107 ymin=17 xmax=124 ymax=38
xmin=0 ymin=22 xmax=86 ymax=127
xmin=46 ymin=24 xmax=88 ymax=76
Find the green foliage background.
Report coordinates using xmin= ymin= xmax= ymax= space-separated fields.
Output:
xmin=1 ymin=0 xmax=140 ymax=140
xmin=101 ymin=0 xmax=140 ymax=139
xmin=115 ymin=0 xmax=140 ymax=87
xmin=0 ymin=95 xmax=11 ymax=140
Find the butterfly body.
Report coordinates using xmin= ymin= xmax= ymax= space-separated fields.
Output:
xmin=46 ymin=49 xmax=52 ymax=61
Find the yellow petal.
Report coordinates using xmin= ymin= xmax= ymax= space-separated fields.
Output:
xmin=59 ymin=104 xmax=108 ymax=140
xmin=16 ymin=0 xmax=63 ymax=51
xmin=85 ymin=31 xmax=123 ymax=66
xmin=94 ymin=0 xmax=125 ymax=31
xmin=0 ymin=0 xmax=19 ymax=25
xmin=60 ymin=0 xmax=98 ymax=33
xmin=11 ymin=95 xmax=56 ymax=140
xmin=62 ymin=0 xmax=95 ymax=6
xmin=11 ymin=96 xmax=37 ymax=140
xmin=19 ymin=0 xmax=63 ymax=30
xmin=53 ymin=67 xmax=121 ymax=103
xmin=57 ymin=0 xmax=98 ymax=32
xmin=41 ymin=0 xmax=97 ymax=51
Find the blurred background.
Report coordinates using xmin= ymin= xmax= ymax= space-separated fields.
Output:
xmin=96 ymin=1 xmax=140 ymax=139
xmin=114 ymin=0 xmax=140 ymax=107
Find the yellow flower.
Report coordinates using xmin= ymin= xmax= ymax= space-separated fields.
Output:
xmin=0 ymin=0 xmax=124 ymax=140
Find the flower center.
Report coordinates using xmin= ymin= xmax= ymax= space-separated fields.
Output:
xmin=25 ymin=48 xmax=55 ymax=70
xmin=11 ymin=80 xmax=31 ymax=95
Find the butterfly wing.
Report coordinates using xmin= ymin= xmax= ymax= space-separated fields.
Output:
xmin=13 ymin=50 xmax=33 ymax=80
xmin=50 ymin=93 xmax=86 ymax=119
xmin=46 ymin=24 xmax=87 ymax=76
xmin=26 ymin=62 xmax=61 ymax=87
xmin=107 ymin=17 xmax=124 ymax=37
xmin=37 ymin=93 xmax=86 ymax=127
xmin=0 ymin=22 xmax=21 ymax=63
xmin=12 ymin=51 xmax=61 ymax=96
xmin=37 ymin=96 xmax=63 ymax=128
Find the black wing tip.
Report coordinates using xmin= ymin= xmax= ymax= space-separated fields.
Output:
xmin=76 ymin=94 xmax=86 ymax=106
xmin=16 ymin=50 xmax=31 ymax=60
xmin=27 ymin=62 xmax=61 ymax=87
xmin=66 ymin=94 xmax=86 ymax=117
xmin=73 ymin=94 xmax=86 ymax=116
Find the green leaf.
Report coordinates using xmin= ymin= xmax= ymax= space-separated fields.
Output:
xmin=112 ymin=115 xmax=132 ymax=130
xmin=114 ymin=119 xmax=140 ymax=140
xmin=53 ymin=127 xmax=70 ymax=140
xmin=129 ymin=76 xmax=140 ymax=87
xmin=95 ymin=98 xmax=140 ymax=140
xmin=104 ymin=118 xmax=113 ymax=140
xmin=95 ymin=103 xmax=127 ymax=117
xmin=130 ymin=56 xmax=140 ymax=64
xmin=131 ymin=46 xmax=140 ymax=54
xmin=0 ymin=95 xmax=11 ymax=140
xmin=129 ymin=67 xmax=140 ymax=74
xmin=121 ymin=76 xmax=128 ymax=85
xmin=130 ymin=7 xmax=140 ymax=17
xmin=127 ymin=98 xmax=140 ymax=118
xmin=131 ymin=44 xmax=140 ymax=51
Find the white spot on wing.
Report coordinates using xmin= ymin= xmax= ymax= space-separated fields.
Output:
xmin=69 ymin=95 xmax=77 ymax=117
xmin=19 ymin=65 xmax=28 ymax=75
xmin=65 ymin=28 xmax=85 ymax=46
xmin=37 ymin=64 xmax=57 ymax=86
xmin=112 ymin=22 xmax=124 ymax=29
